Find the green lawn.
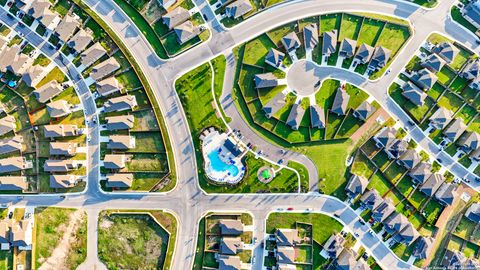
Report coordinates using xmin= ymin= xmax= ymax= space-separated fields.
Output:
xmin=437 ymin=90 xmax=464 ymax=113
xmin=375 ymin=23 xmax=410 ymax=55
xmin=437 ymin=66 xmax=456 ymax=86
xmin=367 ymin=171 xmax=392 ymax=196
xmin=320 ymin=14 xmax=340 ymax=33
xmin=357 ymin=18 xmax=384 ymax=46
xmin=243 ymin=34 xmax=276 ymax=66
xmin=338 ymin=14 xmax=362 ymax=40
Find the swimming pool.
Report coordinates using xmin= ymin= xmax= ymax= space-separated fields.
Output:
xmin=207 ymin=150 xmax=239 ymax=177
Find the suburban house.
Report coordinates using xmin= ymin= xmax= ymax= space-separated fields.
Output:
xmin=419 ymin=173 xmax=444 ymax=197
xmin=359 ymin=189 xmax=383 ymax=210
xmin=10 ymin=220 xmax=31 ymax=250
xmin=0 ymin=157 xmax=31 ymax=173
xmin=441 ymin=250 xmax=467 ymax=269
xmin=460 ymin=58 xmax=480 ymax=90
xmin=330 ymin=87 xmax=349 ymax=115
xmin=22 ymin=65 xmax=51 ymax=87
xmin=442 ymin=118 xmax=466 ymax=143
xmin=413 ymin=237 xmax=434 ymax=260
xmin=411 ymin=68 xmax=437 ymax=91
xmin=369 ymin=46 xmax=391 ymax=70
xmin=49 ymin=175 xmax=78 ymax=189
xmin=421 ymin=53 xmax=445 ymax=73
xmin=433 ymin=42 xmax=459 ymax=64
xmin=96 ymin=77 xmax=122 ymax=97
xmin=33 ymin=80 xmax=63 ymax=103
xmin=44 ymin=124 xmax=78 ymax=138
xmin=373 ymin=127 xmax=396 ymax=148
xmin=105 ymin=173 xmax=134 ymax=189
xmin=0 ymin=45 xmax=30 ymax=75
xmin=323 ymin=233 xmax=345 ymax=258
xmin=43 ymin=159 xmax=80 ymax=172
xmin=0 ymin=136 xmax=23 ymax=155
xmin=461 ymin=0 xmax=480 ymax=29
xmin=219 ymin=236 xmax=243 ymax=255
xmin=277 ymin=246 xmax=295 ymax=265
xmin=275 ymin=228 xmax=299 ymax=246
xmin=174 ymin=21 xmax=199 ymax=45
xmin=409 ymin=162 xmax=433 ymax=185
xmin=465 ymin=203 xmax=480 ymax=222
xmin=286 ymin=104 xmax=304 ymax=130
xmin=107 ymin=135 xmax=136 ymax=150
xmin=54 ymin=14 xmax=79 ymax=42
xmin=393 ymin=222 xmax=420 ymax=246
xmin=49 ymin=142 xmax=78 ymax=156
xmin=339 ymin=38 xmax=357 ymax=58
xmin=265 ymin=48 xmax=285 ymax=68
xmin=434 ymin=182 xmax=456 ymax=206
xmin=218 ymin=219 xmax=244 ymax=236
xmin=372 ymin=199 xmax=395 ymax=223
xmin=103 ymin=95 xmax=137 ymax=113
xmin=384 ymin=139 xmax=408 ymax=159
xmin=383 ymin=212 xmax=409 ymax=235
xmin=225 ymin=0 xmax=253 ymax=19
xmin=217 ymin=255 xmax=242 ymax=270
xmin=457 ymin=131 xmax=480 ymax=154
xmin=281 ymin=32 xmax=301 ymax=53
xmin=162 ymin=7 xmax=190 ymax=30
xmin=0 ymin=221 xmax=9 ymax=250
xmin=345 ymin=174 xmax=369 ymax=199
xmin=67 ymin=29 xmax=93 ymax=54
xmin=46 ymin=100 xmax=72 ymax=118
xmin=397 ymin=149 xmax=421 ymax=170
xmin=335 ymin=249 xmax=369 ymax=270
xmin=80 ymin=43 xmax=107 ymax=68
xmin=263 ymin=92 xmax=285 ymax=118
xmin=322 ymin=30 xmax=337 ymax=57
xmin=254 ymin=73 xmax=279 ymax=88
xmin=303 ymin=24 xmax=319 ymax=50
xmin=401 ymin=81 xmax=427 ymax=106
xmin=0 ymin=176 xmax=28 ymax=191
xmin=429 ymin=107 xmax=453 ymax=130
xmin=0 ymin=115 xmax=16 ymax=136
xmin=90 ymin=58 xmax=121 ymax=81
xmin=353 ymin=101 xmax=375 ymax=121
xmin=310 ymin=104 xmax=325 ymax=129
xmin=103 ymin=154 xmax=127 ymax=170
xmin=27 ymin=0 xmax=60 ymax=30
xmin=105 ymin=115 xmax=135 ymax=130
xmin=354 ymin=43 xmax=374 ymax=64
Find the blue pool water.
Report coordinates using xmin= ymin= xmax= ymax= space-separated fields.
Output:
xmin=208 ymin=150 xmax=239 ymax=177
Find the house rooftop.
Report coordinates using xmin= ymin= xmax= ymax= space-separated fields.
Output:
xmin=398 ymin=149 xmax=421 ymax=170
xmin=46 ymin=100 xmax=71 ymax=118
xmin=411 ymin=68 xmax=437 ymax=90
xmin=0 ymin=157 xmax=28 ymax=174
xmin=225 ymin=0 xmax=252 ymax=19
xmin=275 ymin=228 xmax=298 ymax=246
xmin=54 ymin=14 xmax=79 ymax=41
xmin=103 ymin=154 xmax=126 ymax=170
xmin=409 ymin=162 xmax=433 ymax=184
xmin=443 ymin=118 xmax=466 ymax=142
xmin=322 ymin=30 xmax=337 ymax=56
xmin=162 ymin=6 xmax=190 ymax=29
xmin=465 ymin=203 xmax=480 ymax=222
xmin=433 ymin=42 xmax=459 ymax=64
xmin=174 ymin=20 xmax=199 ymax=45
xmin=331 ymin=87 xmax=349 ymax=115
xmin=96 ymin=77 xmax=121 ymax=97
xmin=286 ymin=104 xmax=305 ymax=130
xmin=254 ymin=73 xmax=278 ymax=88
xmin=372 ymin=199 xmax=395 ymax=223
xmin=33 ymin=80 xmax=63 ymax=103
xmin=44 ymin=124 xmax=78 ymax=138
xmin=430 ymin=107 xmax=453 ymax=130
xmin=0 ymin=115 xmax=16 ymax=137
xmin=0 ymin=136 xmax=23 ymax=155
xmin=80 ymin=43 xmax=107 ymax=68
xmin=218 ymin=255 xmax=242 ymax=270
xmin=219 ymin=237 xmax=242 ymax=255
xmin=360 ymin=189 xmax=383 ymax=211
xmin=276 ymin=246 xmax=295 ymax=264
xmin=434 ymin=182 xmax=456 ymax=206
xmin=281 ymin=32 xmax=301 ymax=52
xmin=67 ymin=28 xmax=93 ymax=53
xmin=422 ymin=53 xmax=445 ymax=73
xmin=339 ymin=38 xmax=357 ymax=58
xmin=105 ymin=173 xmax=133 ymax=188
xmin=263 ymin=91 xmax=285 ymax=118
xmin=265 ymin=48 xmax=285 ymax=68
xmin=105 ymin=115 xmax=135 ymax=130
xmin=0 ymin=176 xmax=27 ymax=191
xmin=354 ymin=101 xmax=375 ymax=121
xmin=370 ymin=46 xmax=391 ymax=69
xmin=104 ymin=95 xmax=137 ymax=113
xmin=218 ymin=219 xmax=244 ymax=235
xmin=303 ymin=23 xmax=319 ymax=50
xmin=49 ymin=175 xmax=77 ymax=189
xmin=413 ymin=237 xmax=434 ymax=260
xmin=345 ymin=174 xmax=369 ymax=198
xmin=107 ymin=135 xmax=135 ymax=150
xmin=90 ymin=58 xmax=121 ymax=82
xmin=355 ymin=43 xmax=374 ymax=64
xmin=43 ymin=159 xmax=79 ymax=172
xmin=420 ymin=173 xmax=444 ymax=197
xmin=310 ymin=104 xmax=325 ymax=129
xmin=49 ymin=142 xmax=77 ymax=156
xmin=402 ymin=81 xmax=427 ymax=106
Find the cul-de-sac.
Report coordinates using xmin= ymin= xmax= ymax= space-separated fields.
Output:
xmin=0 ymin=0 xmax=478 ymax=269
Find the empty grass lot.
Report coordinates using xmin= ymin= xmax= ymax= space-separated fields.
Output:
xmin=98 ymin=211 xmax=176 ymax=270
xmin=356 ymin=18 xmax=384 ymax=46
xmin=338 ymin=14 xmax=362 ymax=40
xmin=34 ymin=207 xmax=87 ymax=270
xmin=320 ymin=14 xmax=340 ymax=33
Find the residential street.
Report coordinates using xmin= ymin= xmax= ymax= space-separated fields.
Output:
xmin=0 ymin=0 xmax=479 ymax=269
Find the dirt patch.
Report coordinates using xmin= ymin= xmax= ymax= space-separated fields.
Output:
xmin=350 ymin=107 xmax=391 ymax=142
xmin=38 ymin=210 xmax=85 ymax=270
xmin=99 ymin=218 xmax=113 ymax=229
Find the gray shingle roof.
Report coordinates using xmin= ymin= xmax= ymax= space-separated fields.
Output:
xmin=67 ymin=29 xmax=93 ymax=53
xmin=263 ymin=91 xmax=285 ymax=118
xmin=49 ymin=142 xmax=77 ymax=156
xmin=103 ymin=154 xmax=126 ymax=169
xmin=219 ymin=237 xmax=242 ymax=255
xmin=310 ymin=104 xmax=325 ymax=129
xmin=104 ymin=95 xmax=137 ymax=113
xmin=49 ymin=175 xmax=77 ymax=189
xmin=43 ymin=159 xmax=79 ymax=172
xmin=286 ymin=104 xmax=305 ymax=130
xmin=225 ymin=0 xmax=252 ymax=19
xmin=461 ymin=59 xmax=480 ymax=80
xmin=413 ymin=237 xmax=434 ymax=260
xmin=385 ymin=139 xmax=408 ymax=159
xmin=409 ymin=162 xmax=433 ymax=184
xmin=360 ymin=189 xmax=383 ymax=211
xmin=402 ymin=81 xmax=427 ymax=106
xmin=254 ymin=73 xmax=278 ymax=88
xmin=54 ymin=15 xmax=79 ymax=41
xmin=465 ymin=203 xmax=480 ymax=222
xmin=383 ymin=212 xmax=409 ymax=235
xmin=398 ymin=149 xmax=421 ymax=170
xmin=80 ymin=43 xmax=107 ymax=68
xmin=339 ymin=38 xmax=357 ymax=58
xmin=0 ymin=116 xmax=16 ymax=136
xmin=373 ymin=127 xmax=396 ymax=148
xmin=33 ymin=80 xmax=63 ymax=103
xmin=430 ymin=107 xmax=453 ymax=130
xmin=0 ymin=136 xmax=23 ymax=155
xmin=90 ymin=58 xmax=121 ymax=81
xmin=46 ymin=100 xmax=71 ymax=118
xmin=44 ymin=124 xmax=78 ymax=138
xmin=218 ymin=220 xmax=244 ymax=235
xmin=355 ymin=43 xmax=374 ymax=64
xmin=281 ymin=32 xmax=301 ymax=52
xmin=433 ymin=42 xmax=459 ymax=64
xmin=105 ymin=115 xmax=135 ymax=130
xmin=422 ymin=53 xmax=445 ymax=73
xmin=345 ymin=174 xmax=369 ymax=198
xmin=353 ymin=101 xmax=375 ymax=121
xmin=96 ymin=77 xmax=121 ymax=97
xmin=275 ymin=228 xmax=298 ymax=246
xmin=162 ymin=6 xmax=190 ymax=29
xmin=370 ymin=46 xmax=391 ymax=69
xmin=303 ymin=23 xmax=318 ymax=50
xmin=105 ymin=173 xmax=133 ymax=188
xmin=372 ymin=199 xmax=395 ymax=223
xmin=434 ymin=182 xmax=456 ymax=206
xmin=174 ymin=20 xmax=199 ymax=45
xmin=265 ymin=48 xmax=285 ymax=68
xmin=107 ymin=135 xmax=135 ymax=150
xmin=322 ymin=30 xmax=337 ymax=56
xmin=420 ymin=173 xmax=444 ymax=197
xmin=394 ymin=222 xmax=420 ymax=246
xmin=218 ymin=255 xmax=242 ymax=270
xmin=443 ymin=118 xmax=467 ymax=142
xmin=331 ymin=87 xmax=349 ymax=115
xmin=411 ymin=68 xmax=437 ymax=90
xmin=0 ymin=176 xmax=27 ymax=191
xmin=458 ymin=132 xmax=480 ymax=152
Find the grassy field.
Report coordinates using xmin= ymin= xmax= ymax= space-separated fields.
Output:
xmin=34 ymin=207 xmax=86 ymax=269
xmin=98 ymin=210 xmax=176 ymax=270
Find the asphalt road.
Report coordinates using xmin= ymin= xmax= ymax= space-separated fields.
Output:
xmin=0 ymin=0 xmax=479 ymax=269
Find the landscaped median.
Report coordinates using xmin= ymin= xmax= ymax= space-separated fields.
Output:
xmin=175 ymin=55 xmax=309 ymax=193
xmin=98 ymin=210 xmax=177 ymax=270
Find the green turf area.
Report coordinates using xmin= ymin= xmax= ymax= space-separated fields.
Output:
xmin=34 ymin=207 xmax=87 ymax=270
xmin=98 ymin=210 xmax=176 ymax=270
xmin=351 ymin=152 xmax=376 ymax=179
xmin=320 ymin=14 xmax=341 ymax=33
xmin=367 ymin=171 xmax=391 ymax=196
xmin=242 ymin=34 xmax=276 ymax=66
xmin=338 ymin=14 xmax=362 ymax=41
xmin=357 ymin=18 xmax=384 ymax=46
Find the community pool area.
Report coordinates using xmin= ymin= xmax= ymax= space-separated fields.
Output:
xmin=200 ymin=128 xmax=245 ymax=184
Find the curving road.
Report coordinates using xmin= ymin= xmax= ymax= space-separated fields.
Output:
xmin=0 ymin=0 xmax=479 ymax=269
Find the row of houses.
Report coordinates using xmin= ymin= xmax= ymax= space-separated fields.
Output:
xmin=0 ymin=217 xmax=31 ymax=251
xmin=215 ymin=219 xmax=246 ymax=270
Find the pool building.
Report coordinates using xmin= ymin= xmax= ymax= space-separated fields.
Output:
xmin=200 ymin=128 xmax=246 ymax=184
